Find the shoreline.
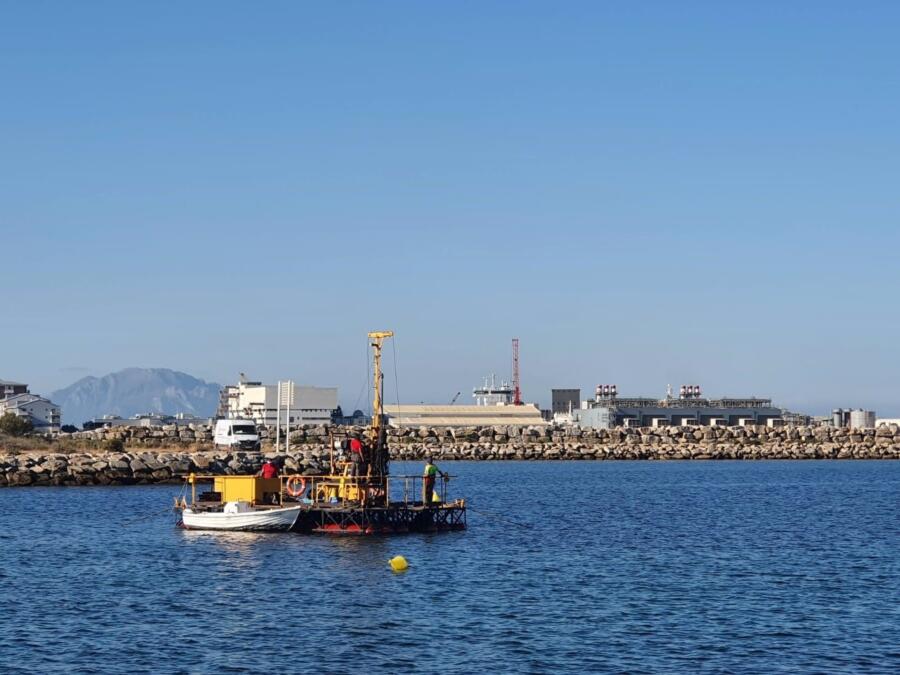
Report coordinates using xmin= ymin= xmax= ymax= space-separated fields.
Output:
xmin=2 ymin=422 xmax=898 ymax=487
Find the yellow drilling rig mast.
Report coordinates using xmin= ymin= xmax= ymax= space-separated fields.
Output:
xmin=365 ymin=330 xmax=394 ymax=485
xmin=368 ymin=330 xmax=394 ymax=442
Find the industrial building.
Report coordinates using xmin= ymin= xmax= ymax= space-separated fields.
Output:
xmin=570 ymin=384 xmax=785 ymax=429
xmin=388 ymin=364 xmax=545 ymax=427
xmin=332 ymin=408 xmax=372 ymax=426
xmin=473 ymin=374 xmax=514 ymax=406
xmin=218 ymin=375 xmax=338 ymax=428
xmin=832 ymin=408 xmax=876 ymax=429
xmin=551 ymin=389 xmax=581 ymax=415
xmin=383 ymin=404 xmax=546 ymax=427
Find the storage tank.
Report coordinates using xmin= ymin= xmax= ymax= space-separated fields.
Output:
xmin=832 ymin=409 xmax=843 ymax=427
xmin=849 ymin=409 xmax=876 ymax=429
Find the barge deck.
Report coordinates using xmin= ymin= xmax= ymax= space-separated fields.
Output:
xmin=293 ymin=501 xmax=466 ymax=535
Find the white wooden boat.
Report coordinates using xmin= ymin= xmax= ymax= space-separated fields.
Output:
xmin=180 ymin=501 xmax=303 ymax=532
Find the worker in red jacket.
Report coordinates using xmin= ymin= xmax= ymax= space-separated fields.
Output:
xmin=258 ymin=459 xmax=279 ymax=479
xmin=349 ymin=434 xmax=365 ymax=476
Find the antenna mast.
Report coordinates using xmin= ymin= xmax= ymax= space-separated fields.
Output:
xmin=512 ymin=337 xmax=521 ymax=405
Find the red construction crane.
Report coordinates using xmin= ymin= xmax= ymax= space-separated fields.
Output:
xmin=512 ymin=337 xmax=522 ymax=405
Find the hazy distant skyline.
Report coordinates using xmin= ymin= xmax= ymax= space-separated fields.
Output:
xmin=3 ymin=2 xmax=900 ymax=416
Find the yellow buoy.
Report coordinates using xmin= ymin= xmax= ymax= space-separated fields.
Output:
xmin=389 ymin=555 xmax=409 ymax=572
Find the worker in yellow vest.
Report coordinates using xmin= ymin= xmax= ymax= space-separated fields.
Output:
xmin=422 ymin=456 xmax=447 ymax=505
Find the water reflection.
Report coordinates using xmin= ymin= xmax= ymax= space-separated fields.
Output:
xmin=177 ymin=529 xmax=300 ymax=571
xmin=1 ymin=461 xmax=898 ymax=674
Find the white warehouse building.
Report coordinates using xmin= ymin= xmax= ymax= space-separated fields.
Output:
xmin=218 ymin=375 xmax=338 ymax=428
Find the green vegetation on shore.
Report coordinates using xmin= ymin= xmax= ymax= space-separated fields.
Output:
xmin=0 ymin=413 xmax=34 ymax=437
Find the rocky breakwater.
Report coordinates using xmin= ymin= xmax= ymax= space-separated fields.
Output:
xmin=386 ymin=422 xmax=900 ymax=461
xmin=63 ymin=423 xmax=220 ymax=446
xmin=0 ymin=448 xmax=329 ymax=488
xmin=1 ymin=423 xmax=898 ymax=487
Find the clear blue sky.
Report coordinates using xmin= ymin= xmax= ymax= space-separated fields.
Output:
xmin=2 ymin=1 xmax=899 ymax=416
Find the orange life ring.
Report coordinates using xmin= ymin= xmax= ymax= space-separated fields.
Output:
xmin=286 ymin=476 xmax=307 ymax=498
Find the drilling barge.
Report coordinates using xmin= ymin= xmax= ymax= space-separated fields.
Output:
xmin=177 ymin=331 xmax=466 ymax=535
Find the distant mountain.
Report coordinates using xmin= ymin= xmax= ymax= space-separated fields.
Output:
xmin=51 ymin=368 xmax=221 ymax=426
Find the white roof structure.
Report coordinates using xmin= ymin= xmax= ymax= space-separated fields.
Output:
xmin=1 ymin=393 xmax=47 ymax=406
xmin=383 ymin=404 xmax=547 ymax=427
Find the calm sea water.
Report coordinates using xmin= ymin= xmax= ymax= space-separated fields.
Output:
xmin=1 ymin=461 xmax=898 ymax=674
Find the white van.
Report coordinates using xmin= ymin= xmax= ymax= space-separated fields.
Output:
xmin=214 ymin=419 xmax=261 ymax=451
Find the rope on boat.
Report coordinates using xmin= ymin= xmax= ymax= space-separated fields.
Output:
xmin=391 ymin=337 xmax=402 ymax=426
xmin=466 ymin=503 xmax=533 ymax=530
xmin=120 ymin=507 xmax=177 ymax=527
xmin=352 ymin=335 xmax=369 ymax=413
xmin=121 ymin=484 xmax=189 ymax=527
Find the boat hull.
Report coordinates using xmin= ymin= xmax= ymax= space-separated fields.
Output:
xmin=180 ymin=506 xmax=302 ymax=532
